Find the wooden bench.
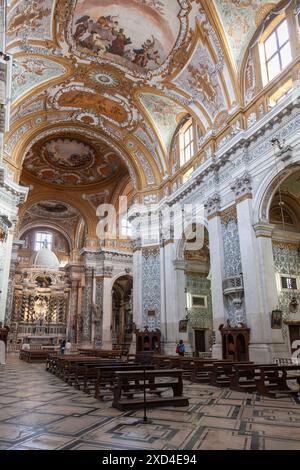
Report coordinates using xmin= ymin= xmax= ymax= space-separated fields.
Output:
xmin=94 ymin=364 xmax=155 ymax=400
xmin=230 ymin=364 xmax=278 ymax=393
xmin=191 ymin=359 xmax=222 ymax=383
xmin=112 ymin=369 xmax=189 ymax=410
xmin=61 ymin=358 xmax=123 ymax=384
xmin=73 ymin=360 xmax=129 ymax=390
xmin=255 ymin=364 xmax=300 ymax=398
xmin=210 ymin=361 xmax=253 ymax=387
xmin=78 ymin=349 xmax=124 ymax=358
xmin=19 ymin=350 xmax=52 ymax=363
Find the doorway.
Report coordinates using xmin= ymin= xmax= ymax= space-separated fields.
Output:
xmin=288 ymin=325 xmax=300 ymax=353
xmin=194 ymin=330 xmax=206 ymax=352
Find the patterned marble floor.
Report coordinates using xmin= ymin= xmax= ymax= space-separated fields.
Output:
xmin=0 ymin=354 xmax=300 ymax=450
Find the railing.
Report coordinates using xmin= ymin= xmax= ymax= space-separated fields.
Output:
xmin=223 ymin=275 xmax=244 ymax=295
xmin=17 ymin=323 xmax=66 ymax=336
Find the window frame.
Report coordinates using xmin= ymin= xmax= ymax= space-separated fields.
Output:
xmin=261 ymin=17 xmax=292 ymax=85
xmin=179 ymin=119 xmax=195 ymax=167
xmin=35 ymin=231 xmax=53 ymax=251
xmin=120 ymin=214 xmax=133 ymax=238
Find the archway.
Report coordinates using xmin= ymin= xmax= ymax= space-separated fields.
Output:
xmin=268 ymin=169 xmax=300 ymax=354
xmin=111 ymin=275 xmax=133 ymax=352
xmin=183 ymin=226 xmax=213 ymax=355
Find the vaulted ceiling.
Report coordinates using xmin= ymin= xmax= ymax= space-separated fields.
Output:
xmin=4 ymin=0 xmax=283 ymax=243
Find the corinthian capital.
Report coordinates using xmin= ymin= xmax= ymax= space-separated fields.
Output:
xmin=204 ymin=193 xmax=221 ymax=219
xmin=231 ymin=172 xmax=252 ymax=202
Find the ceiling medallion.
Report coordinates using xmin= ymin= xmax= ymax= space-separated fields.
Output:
xmin=23 ymin=136 xmax=122 ymax=187
xmin=89 ymin=71 xmax=119 ymax=87
xmin=41 ymin=138 xmax=95 ymax=170
xmin=28 ymin=201 xmax=79 ymax=220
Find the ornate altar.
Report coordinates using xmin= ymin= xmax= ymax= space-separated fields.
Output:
xmin=135 ymin=327 xmax=161 ymax=353
xmin=219 ymin=324 xmax=250 ymax=362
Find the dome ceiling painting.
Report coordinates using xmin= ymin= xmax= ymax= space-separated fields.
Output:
xmin=18 ymin=200 xmax=83 ymax=237
xmin=4 ymin=0 xmax=283 ymax=196
xmin=25 ymin=201 xmax=80 ymax=220
xmin=71 ymin=0 xmax=181 ymax=71
xmin=23 ymin=135 xmax=125 ymax=187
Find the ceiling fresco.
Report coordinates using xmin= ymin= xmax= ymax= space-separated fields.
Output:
xmin=19 ymin=200 xmax=84 ymax=240
xmin=11 ymin=57 xmax=67 ymax=103
xmin=23 ymin=136 xmax=124 ymax=187
xmin=139 ymin=93 xmax=186 ymax=151
xmin=71 ymin=0 xmax=181 ymax=71
xmin=7 ymin=0 xmax=55 ymax=42
xmin=4 ymin=0 xmax=283 ymax=206
xmin=26 ymin=201 xmax=80 ymax=220
xmin=174 ymin=40 xmax=227 ymax=121
xmin=213 ymin=0 xmax=281 ymax=67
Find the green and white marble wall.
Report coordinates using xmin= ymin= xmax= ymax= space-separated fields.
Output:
xmin=186 ymin=272 xmax=213 ymax=350
xmin=273 ymin=241 xmax=300 ymax=348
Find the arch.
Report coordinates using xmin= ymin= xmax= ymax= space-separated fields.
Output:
xmin=110 ymin=271 xmax=133 ymax=288
xmin=253 ymin=163 xmax=300 ymax=224
xmin=19 ymin=192 xmax=95 ymax=239
xmin=175 ymin=220 xmax=209 ymax=262
xmin=74 ymin=219 xmax=87 ymax=253
xmin=111 ymin=274 xmax=133 ymax=350
xmin=7 ymin=120 xmax=150 ymax=191
xmin=19 ymin=223 xmax=73 ymax=254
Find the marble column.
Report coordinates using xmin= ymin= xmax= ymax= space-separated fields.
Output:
xmin=91 ymin=277 xmax=103 ymax=343
xmin=102 ymin=267 xmax=113 ymax=349
xmin=5 ymin=240 xmax=24 ymax=326
xmin=232 ymin=173 xmax=288 ymax=362
xmin=68 ymin=280 xmax=79 ymax=343
xmin=205 ymin=194 xmax=227 ymax=359
xmin=254 ymin=222 xmax=289 ymax=358
xmin=81 ymin=267 xmax=93 ymax=344
xmin=161 ymin=240 xmax=193 ymax=355
xmin=130 ymin=241 xmax=142 ymax=353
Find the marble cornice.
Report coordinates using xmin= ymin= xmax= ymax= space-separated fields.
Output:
xmin=253 ymin=221 xmax=274 ymax=238
xmin=161 ymin=90 xmax=300 ymax=208
xmin=0 ymin=166 xmax=28 ymax=204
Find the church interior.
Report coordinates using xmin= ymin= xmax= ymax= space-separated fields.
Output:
xmin=0 ymin=0 xmax=300 ymax=451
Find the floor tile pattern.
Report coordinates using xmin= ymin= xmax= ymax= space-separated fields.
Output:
xmin=0 ymin=355 xmax=300 ymax=450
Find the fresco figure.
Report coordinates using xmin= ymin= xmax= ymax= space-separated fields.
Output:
xmin=109 ymin=29 xmax=132 ymax=56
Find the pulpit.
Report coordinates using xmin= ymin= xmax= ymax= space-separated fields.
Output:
xmin=219 ymin=325 xmax=250 ymax=362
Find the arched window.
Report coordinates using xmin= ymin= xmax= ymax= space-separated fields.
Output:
xmin=121 ymin=215 xmax=133 ymax=238
xmin=179 ymin=118 xmax=194 ymax=167
xmin=35 ymin=231 xmax=52 ymax=251
xmin=260 ymin=17 xmax=292 ymax=86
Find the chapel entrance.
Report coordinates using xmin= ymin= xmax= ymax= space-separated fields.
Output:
xmin=194 ymin=329 xmax=206 ymax=353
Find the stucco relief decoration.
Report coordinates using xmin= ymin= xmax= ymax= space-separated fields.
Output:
xmin=139 ymin=93 xmax=186 ymax=151
xmin=11 ymin=57 xmax=67 ymax=103
xmin=213 ymin=0 xmax=280 ymax=67
xmin=23 ymin=137 xmax=122 ymax=187
xmin=174 ymin=41 xmax=226 ymax=120
xmin=68 ymin=0 xmax=180 ymax=73
xmin=51 ymin=84 xmax=132 ymax=127
xmin=7 ymin=0 xmax=54 ymax=42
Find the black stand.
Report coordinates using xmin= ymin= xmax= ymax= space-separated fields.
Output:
xmin=141 ymin=367 xmax=152 ymax=424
